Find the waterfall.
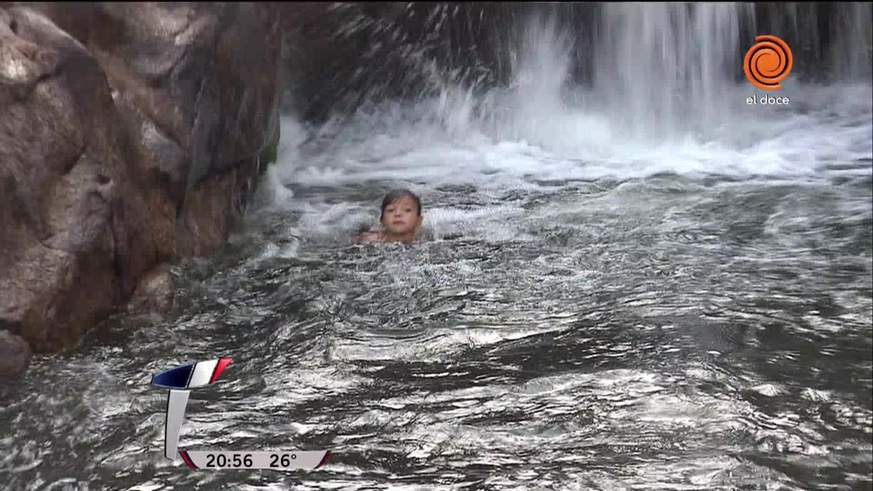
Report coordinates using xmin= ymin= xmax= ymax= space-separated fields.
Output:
xmin=284 ymin=2 xmax=871 ymax=149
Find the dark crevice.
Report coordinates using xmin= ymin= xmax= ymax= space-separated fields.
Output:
xmin=62 ymin=146 xmax=87 ymax=175
xmin=0 ymin=320 xmax=23 ymax=337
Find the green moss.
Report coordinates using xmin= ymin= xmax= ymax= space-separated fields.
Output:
xmin=258 ymin=120 xmax=280 ymax=172
xmin=259 ymin=139 xmax=278 ymax=166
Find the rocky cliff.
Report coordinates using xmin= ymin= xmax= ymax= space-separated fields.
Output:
xmin=0 ymin=3 xmax=281 ymax=379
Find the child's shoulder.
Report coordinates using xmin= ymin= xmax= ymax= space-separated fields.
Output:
xmin=353 ymin=231 xmax=384 ymax=244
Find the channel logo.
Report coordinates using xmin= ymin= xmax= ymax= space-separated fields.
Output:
xmin=151 ymin=357 xmax=330 ymax=470
xmin=744 ymin=35 xmax=793 ymax=91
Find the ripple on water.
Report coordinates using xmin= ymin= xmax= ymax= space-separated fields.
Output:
xmin=2 ymin=89 xmax=871 ymax=489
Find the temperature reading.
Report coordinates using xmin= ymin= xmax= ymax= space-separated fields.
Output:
xmin=270 ymin=453 xmax=298 ymax=468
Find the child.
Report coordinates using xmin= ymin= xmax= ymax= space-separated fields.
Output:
xmin=354 ymin=189 xmax=423 ymax=244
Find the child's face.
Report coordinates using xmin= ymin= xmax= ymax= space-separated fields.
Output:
xmin=380 ymin=196 xmax=422 ymax=236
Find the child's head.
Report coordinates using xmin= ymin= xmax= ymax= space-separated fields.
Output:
xmin=380 ymin=189 xmax=423 ymax=238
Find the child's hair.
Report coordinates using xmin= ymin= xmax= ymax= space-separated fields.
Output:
xmin=380 ymin=189 xmax=422 ymax=219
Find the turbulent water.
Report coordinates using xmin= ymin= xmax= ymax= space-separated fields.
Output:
xmin=2 ymin=6 xmax=872 ymax=490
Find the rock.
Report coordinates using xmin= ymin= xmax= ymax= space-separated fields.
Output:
xmin=0 ymin=3 xmax=283 ymax=372
xmin=276 ymin=3 xmax=516 ymax=122
xmin=0 ymin=6 xmax=144 ymax=351
xmin=176 ymin=156 xmax=260 ymax=258
xmin=26 ymin=3 xmax=282 ymax=252
xmin=31 ymin=2 xmax=282 ymax=191
xmin=128 ymin=264 xmax=175 ymax=316
xmin=0 ymin=330 xmax=31 ymax=379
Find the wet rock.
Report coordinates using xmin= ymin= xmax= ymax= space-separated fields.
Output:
xmin=176 ymin=156 xmax=260 ymax=257
xmin=276 ymin=3 xmax=558 ymax=121
xmin=0 ymin=330 xmax=32 ymax=379
xmin=0 ymin=3 xmax=282 ymax=375
xmin=30 ymin=2 xmax=282 ymax=251
xmin=0 ymin=6 xmax=140 ymax=352
xmin=128 ymin=264 xmax=175 ymax=316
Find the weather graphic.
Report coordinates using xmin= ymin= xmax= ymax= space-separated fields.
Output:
xmin=151 ymin=357 xmax=330 ymax=471
xmin=744 ymin=34 xmax=794 ymax=91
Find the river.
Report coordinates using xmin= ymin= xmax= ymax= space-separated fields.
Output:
xmin=2 ymin=5 xmax=871 ymax=491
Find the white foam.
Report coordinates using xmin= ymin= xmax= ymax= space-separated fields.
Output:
xmin=264 ymin=83 xmax=870 ymax=202
xmin=252 ymin=12 xmax=870 ymax=247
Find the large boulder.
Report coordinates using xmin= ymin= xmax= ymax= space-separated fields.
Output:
xmin=0 ymin=6 xmax=147 ymax=351
xmin=0 ymin=3 xmax=282 ymax=361
xmin=30 ymin=2 xmax=283 ymax=256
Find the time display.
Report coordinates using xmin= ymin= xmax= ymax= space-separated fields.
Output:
xmin=204 ymin=452 xmax=298 ymax=468
xmin=180 ymin=450 xmax=327 ymax=470
xmin=206 ymin=452 xmax=254 ymax=468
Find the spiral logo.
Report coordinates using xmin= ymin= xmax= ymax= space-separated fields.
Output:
xmin=744 ymin=35 xmax=793 ymax=91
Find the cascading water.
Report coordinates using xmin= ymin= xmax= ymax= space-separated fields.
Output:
xmin=2 ymin=3 xmax=871 ymax=490
xmin=592 ymin=3 xmax=751 ymax=140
